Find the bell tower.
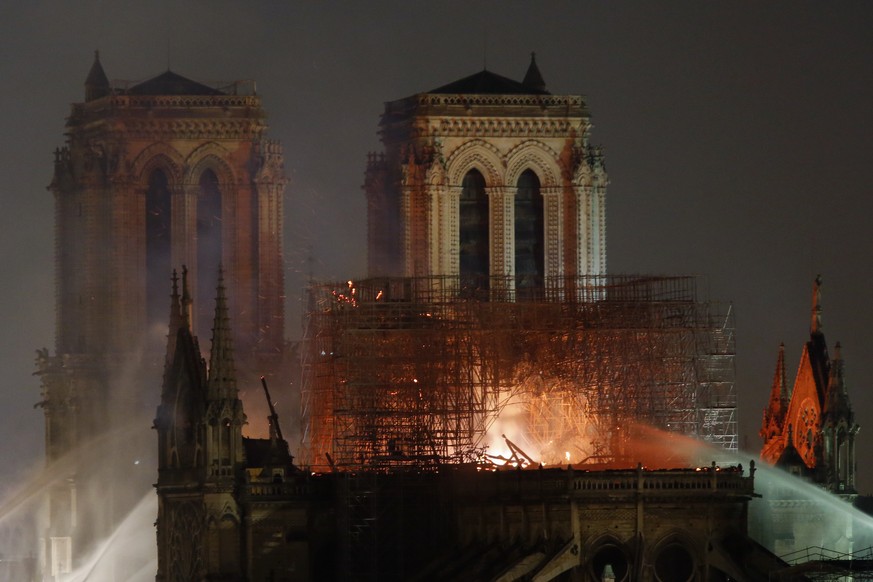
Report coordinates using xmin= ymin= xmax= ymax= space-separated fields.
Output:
xmin=36 ymin=52 xmax=287 ymax=579
xmin=364 ymin=53 xmax=607 ymax=297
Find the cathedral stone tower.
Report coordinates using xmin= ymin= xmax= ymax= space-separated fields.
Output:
xmin=36 ymin=53 xmax=287 ymax=579
xmin=364 ymin=54 xmax=607 ymax=297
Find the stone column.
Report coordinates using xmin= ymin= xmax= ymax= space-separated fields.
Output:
xmin=488 ymin=186 xmax=513 ymax=299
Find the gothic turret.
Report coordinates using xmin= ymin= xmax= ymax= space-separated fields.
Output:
xmin=156 ymin=269 xmax=207 ymax=474
xmin=207 ymin=267 xmax=237 ymax=399
xmin=163 ymin=269 xmax=183 ymax=370
xmin=84 ymin=50 xmax=110 ymax=101
xmin=522 ymin=52 xmax=547 ymax=92
xmin=156 ymin=270 xmax=247 ymax=580
xmin=820 ymin=342 xmax=859 ymax=492
xmin=203 ymin=268 xmax=247 ymax=476
xmin=761 ymin=343 xmax=788 ymax=443
xmin=807 ymin=275 xmax=830 ymax=404
xmin=823 ymin=343 xmax=853 ymax=425
xmin=760 ymin=276 xmax=860 ymax=495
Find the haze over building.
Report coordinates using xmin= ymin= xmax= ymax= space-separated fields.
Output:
xmin=36 ymin=52 xmax=289 ymax=579
xmin=1 ymin=10 xmax=864 ymax=580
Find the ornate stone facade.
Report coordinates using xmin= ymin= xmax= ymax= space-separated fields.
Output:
xmin=48 ymin=54 xmax=286 ymax=358
xmin=364 ymin=55 xmax=607 ymax=297
xmin=36 ymin=53 xmax=287 ymax=579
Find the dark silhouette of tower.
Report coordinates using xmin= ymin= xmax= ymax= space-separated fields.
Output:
xmin=36 ymin=52 xmax=287 ymax=579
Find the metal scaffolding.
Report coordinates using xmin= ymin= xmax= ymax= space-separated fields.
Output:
xmin=300 ymin=275 xmax=737 ymax=472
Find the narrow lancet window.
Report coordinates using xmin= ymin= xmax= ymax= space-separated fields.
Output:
xmin=197 ymin=170 xmax=222 ymax=340
xmin=146 ymin=169 xmax=172 ymax=330
xmin=515 ymin=169 xmax=544 ymax=300
xmin=459 ymin=169 xmax=489 ymax=292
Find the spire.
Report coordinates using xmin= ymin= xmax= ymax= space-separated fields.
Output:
xmin=775 ymin=342 xmax=788 ymax=402
xmin=823 ymin=341 xmax=853 ymax=422
xmin=85 ymin=50 xmax=110 ymax=101
xmin=164 ymin=269 xmax=182 ymax=366
xmin=769 ymin=342 xmax=789 ymax=405
xmin=180 ymin=266 xmax=192 ymax=330
xmin=169 ymin=269 xmax=181 ymax=327
xmin=522 ymin=52 xmax=547 ymax=93
xmin=811 ymin=274 xmax=823 ymax=335
xmin=208 ymin=266 xmax=237 ymax=397
xmin=762 ymin=343 xmax=789 ymax=441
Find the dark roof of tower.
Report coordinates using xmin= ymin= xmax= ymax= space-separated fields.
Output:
xmin=85 ymin=51 xmax=110 ymax=88
xmin=127 ymin=70 xmax=225 ymax=96
xmin=429 ymin=69 xmax=550 ymax=95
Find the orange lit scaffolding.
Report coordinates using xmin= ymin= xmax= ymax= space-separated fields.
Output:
xmin=300 ymin=275 xmax=736 ymax=472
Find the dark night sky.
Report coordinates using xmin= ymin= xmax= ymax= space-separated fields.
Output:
xmin=1 ymin=3 xmax=871 ymax=492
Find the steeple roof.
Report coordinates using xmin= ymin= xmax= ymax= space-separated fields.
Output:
xmin=128 ymin=70 xmax=225 ymax=96
xmin=85 ymin=50 xmax=111 ymax=101
xmin=164 ymin=269 xmax=183 ymax=368
xmin=429 ymin=56 xmax=551 ymax=95
xmin=522 ymin=52 xmax=547 ymax=92
xmin=806 ymin=275 xmax=830 ymax=403
xmin=811 ymin=274 xmax=823 ymax=335
xmin=207 ymin=267 xmax=237 ymax=397
xmin=762 ymin=343 xmax=789 ymax=438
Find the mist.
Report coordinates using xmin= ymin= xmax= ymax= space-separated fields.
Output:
xmin=0 ymin=3 xmax=872 ymax=574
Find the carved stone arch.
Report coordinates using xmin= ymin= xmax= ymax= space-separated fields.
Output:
xmin=132 ymin=142 xmax=185 ymax=185
xmin=218 ymin=401 xmax=236 ymax=421
xmin=584 ymin=533 xmax=632 ymax=582
xmin=185 ymin=142 xmax=236 ymax=187
xmin=648 ymin=529 xmax=700 ymax=582
xmin=572 ymin=158 xmax=594 ymax=186
xmin=255 ymin=145 xmax=286 ymax=184
xmin=446 ymin=139 xmax=504 ymax=187
xmin=207 ymin=501 xmax=239 ymax=523
xmin=220 ymin=507 xmax=240 ymax=524
xmin=426 ymin=159 xmax=446 ymax=187
xmin=505 ymin=140 xmax=562 ymax=187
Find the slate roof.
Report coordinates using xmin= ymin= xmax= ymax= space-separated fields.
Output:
xmin=429 ymin=69 xmax=550 ymax=95
xmin=127 ymin=70 xmax=225 ymax=96
xmin=243 ymin=437 xmax=293 ymax=469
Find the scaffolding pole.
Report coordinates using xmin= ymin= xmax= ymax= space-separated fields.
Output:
xmin=300 ymin=275 xmax=737 ymax=472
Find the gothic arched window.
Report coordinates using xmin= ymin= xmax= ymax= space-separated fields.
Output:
xmin=514 ymin=169 xmax=544 ymax=300
xmin=197 ymin=170 xmax=222 ymax=339
xmin=459 ymin=169 xmax=489 ymax=292
xmin=146 ymin=169 xmax=172 ymax=329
